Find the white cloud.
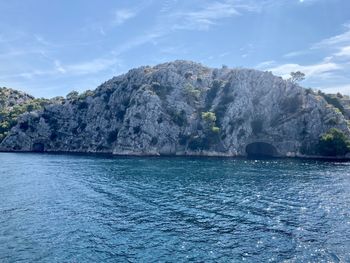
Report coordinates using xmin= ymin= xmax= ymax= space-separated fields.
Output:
xmin=282 ymin=22 xmax=350 ymax=65
xmin=34 ymin=34 xmax=52 ymax=46
xmin=335 ymin=45 xmax=350 ymax=57
xmin=0 ymin=49 xmax=45 ymax=59
xmin=313 ymin=23 xmax=350 ymax=49
xmin=171 ymin=1 xmax=260 ymax=31
xmin=65 ymin=58 xmax=120 ymax=75
xmin=283 ymin=50 xmax=308 ymax=58
xmin=318 ymin=84 xmax=350 ymax=95
xmin=256 ymin=60 xmax=276 ymax=69
xmin=262 ymin=60 xmax=349 ymax=95
xmin=262 ymin=21 xmax=350 ymax=95
xmin=268 ymin=61 xmax=341 ymax=79
xmin=0 ymin=57 xmax=120 ymax=81
xmin=185 ymin=2 xmax=239 ymax=25
xmin=0 ymin=69 xmax=56 ymax=80
xmin=54 ymin=60 xmax=66 ymax=74
xmin=113 ymin=9 xmax=136 ymax=26
xmin=219 ymin=51 xmax=231 ymax=57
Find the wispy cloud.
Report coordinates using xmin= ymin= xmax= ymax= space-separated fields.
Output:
xmin=257 ymin=21 xmax=350 ymax=95
xmin=80 ymin=4 xmax=146 ymax=37
xmin=169 ymin=0 xmax=260 ymax=31
xmin=160 ymin=0 xmax=179 ymax=13
xmin=283 ymin=50 xmax=309 ymax=58
xmin=313 ymin=23 xmax=350 ymax=49
xmin=0 ymin=57 xmax=121 ymax=81
xmin=335 ymin=45 xmax=350 ymax=57
xmin=173 ymin=2 xmax=239 ymax=30
xmin=267 ymin=61 xmax=341 ymax=79
xmin=113 ymin=9 xmax=137 ymax=26
xmin=320 ymin=84 xmax=350 ymax=94
xmin=0 ymin=49 xmax=45 ymax=59
xmin=282 ymin=22 xmax=350 ymax=60
xmin=34 ymin=34 xmax=52 ymax=46
xmin=64 ymin=58 xmax=120 ymax=75
xmin=256 ymin=60 xmax=276 ymax=69
xmin=260 ymin=58 xmax=349 ymax=94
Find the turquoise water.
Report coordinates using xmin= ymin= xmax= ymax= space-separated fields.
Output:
xmin=0 ymin=153 xmax=350 ymax=262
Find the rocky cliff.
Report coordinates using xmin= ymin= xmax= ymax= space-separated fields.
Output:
xmin=1 ymin=61 xmax=349 ymax=157
xmin=0 ymin=87 xmax=34 ymax=110
xmin=0 ymin=87 xmax=56 ymax=142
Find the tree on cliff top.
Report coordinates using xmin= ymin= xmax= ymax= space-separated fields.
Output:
xmin=289 ymin=71 xmax=305 ymax=83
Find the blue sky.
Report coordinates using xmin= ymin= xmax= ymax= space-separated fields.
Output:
xmin=0 ymin=0 xmax=349 ymax=97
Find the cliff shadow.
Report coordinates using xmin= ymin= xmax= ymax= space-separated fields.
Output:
xmin=245 ymin=142 xmax=278 ymax=158
xmin=32 ymin=142 xmax=45 ymax=152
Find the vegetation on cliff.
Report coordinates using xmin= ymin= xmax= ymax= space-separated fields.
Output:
xmin=317 ymin=128 xmax=350 ymax=156
xmin=0 ymin=88 xmax=50 ymax=142
xmin=0 ymin=61 xmax=349 ymax=158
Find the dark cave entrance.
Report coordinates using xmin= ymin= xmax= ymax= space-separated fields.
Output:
xmin=245 ymin=142 xmax=278 ymax=158
xmin=32 ymin=142 xmax=45 ymax=152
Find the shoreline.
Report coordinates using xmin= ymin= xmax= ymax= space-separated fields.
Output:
xmin=1 ymin=150 xmax=349 ymax=162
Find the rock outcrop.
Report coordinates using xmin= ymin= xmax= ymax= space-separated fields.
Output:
xmin=0 ymin=87 xmax=53 ymax=142
xmin=0 ymin=87 xmax=34 ymax=110
xmin=1 ymin=61 xmax=349 ymax=157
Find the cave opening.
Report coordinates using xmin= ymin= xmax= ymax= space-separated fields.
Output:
xmin=245 ymin=142 xmax=278 ymax=158
xmin=32 ymin=142 xmax=45 ymax=152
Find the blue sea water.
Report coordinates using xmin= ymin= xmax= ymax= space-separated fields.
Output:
xmin=0 ymin=153 xmax=350 ymax=262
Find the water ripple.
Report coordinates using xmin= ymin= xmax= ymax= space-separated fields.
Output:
xmin=0 ymin=153 xmax=350 ymax=262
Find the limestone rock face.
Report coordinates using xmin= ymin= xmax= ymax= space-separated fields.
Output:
xmin=1 ymin=61 xmax=349 ymax=157
xmin=0 ymin=87 xmax=34 ymax=110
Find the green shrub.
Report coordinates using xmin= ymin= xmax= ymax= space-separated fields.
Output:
xmin=0 ymin=98 xmax=49 ymax=142
xmin=202 ymin=111 xmax=221 ymax=138
xmin=201 ymin=111 xmax=216 ymax=122
xmin=66 ymin=91 xmax=79 ymax=100
xmin=186 ymin=111 xmax=221 ymax=150
xmin=79 ymin=90 xmax=94 ymax=100
xmin=185 ymin=84 xmax=201 ymax=100
xmin=317 ymin=128 xmax=350 ymax=156
xmin=211 ymin=126 xmax=220 ymax=133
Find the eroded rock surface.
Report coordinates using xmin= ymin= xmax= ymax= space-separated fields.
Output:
xmin=1 ymin=61 xmax=349 ymax=157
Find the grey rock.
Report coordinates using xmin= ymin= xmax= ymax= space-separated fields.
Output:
xmin=0 ymin=87 xmax=34 ymax=110
xmin=1 ymin=60 xmax=349 ymax=157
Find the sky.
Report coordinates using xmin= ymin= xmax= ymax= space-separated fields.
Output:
xmin=0 ymin=0 xmax=349 ymax=97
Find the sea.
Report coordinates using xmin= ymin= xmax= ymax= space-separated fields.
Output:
xmin=1 ymin=153 xmax=349 ymax=262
